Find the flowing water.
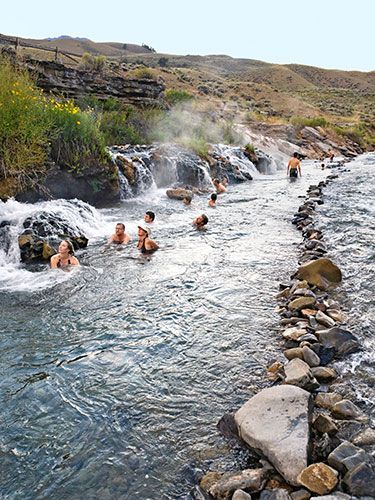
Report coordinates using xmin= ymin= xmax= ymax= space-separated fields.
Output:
xmin=0 ymin=155 xmax=373 ymax=499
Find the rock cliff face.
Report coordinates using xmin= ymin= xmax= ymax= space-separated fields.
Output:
xmin=15 ymin=159 xmax=121 ymax=207
xmin=25 ymin=57 xmax=165 ymax=106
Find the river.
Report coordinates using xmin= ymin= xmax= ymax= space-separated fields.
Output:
xmin=0 ymin=154 xmax=373 ymax=499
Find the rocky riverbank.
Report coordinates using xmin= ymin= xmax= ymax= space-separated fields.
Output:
xmin=195 ymin=160 xmax=375 ymax=499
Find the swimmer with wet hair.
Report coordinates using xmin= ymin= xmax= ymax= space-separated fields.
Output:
xmin=144 ymin=211 xmax=155 ymax=224
xmin=193 ymin=214 xmax=209 ymax=229
xmin=208 ymin=193 xmax=217 ymax=207
xmin=50 ymin=240 xmax=80 ymax=269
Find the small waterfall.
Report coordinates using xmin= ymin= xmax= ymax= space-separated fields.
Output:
xmin=110 ymin=142 xmax=280 ymax=199
xmin=210 ymin=144 xmax=260 ymax=180
xmin=0 ymin=198 xmax=105 ymax=292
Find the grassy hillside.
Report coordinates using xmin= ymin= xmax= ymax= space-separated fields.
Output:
xmin=2 ymin=34 xmax=374 ymax=146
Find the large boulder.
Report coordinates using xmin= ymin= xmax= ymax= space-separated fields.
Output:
xmin=296 ymin=259 xmax=342 ymax=290
xmin=317 ymin=327 xmax=360 ymax=358
xmin=235 ymin=385 xmax=312 ymax=486
xmin=17 ymin=200 xmax=90 ymax=263
xmin=166 ymin=188 xmax=194 ymax=200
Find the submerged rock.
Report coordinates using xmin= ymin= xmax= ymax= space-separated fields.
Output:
xmin=235 ymin=385 xmax=311 ymax=486
xmin=296 ymin=259 xmax=342 ymax=290
xmin=200 ymin=466 xmax=271 ymax=499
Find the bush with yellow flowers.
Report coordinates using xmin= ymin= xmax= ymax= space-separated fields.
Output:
xmin=0 ymin=55 xmax=109 ymax=187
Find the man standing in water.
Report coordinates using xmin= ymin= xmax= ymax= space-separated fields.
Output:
xmin=108 ymin=223 xmax=131 ymax=245
xmin=287 ymin=152 xmax=302 ymax=178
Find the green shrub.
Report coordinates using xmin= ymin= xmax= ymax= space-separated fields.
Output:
xmin=165 ymin=88 xmax=194 ymax=106
xmin=291 ymin=116 xmax=328 ymax=128
xmin=244 ymin=143 xmax=255 ymax=154
xmin=129 ymin=67 xmax=156 ymax=79
xmin=46 ymin=99 xmax=108 ymax=170
xmin=0 ymin=57 xmax=53 ymax=184
xmin=80 ymin=53 xmax=107 ymax=73
xmin=100 ymin=111 xmax=142 ymax=145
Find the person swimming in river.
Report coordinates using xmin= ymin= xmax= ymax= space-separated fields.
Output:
xmin=193 ymin=214 xmax=209 ymax=230
xmin=213 ymin=178 xmax=227 ymax=194
xmin=287 ymin=152 xmax=301 ymax=178
xmin=50 ymin=240 xmax=80 ymax=269
xmin=108 ymin=223 xmax=131 ymax=245
xmin=208 ymin=193 xmax=217 ymax=207
xmin=144 ymin=211 xmax=155 ymax=224
xmin=137 ymin=224 xmax=159 ymax=254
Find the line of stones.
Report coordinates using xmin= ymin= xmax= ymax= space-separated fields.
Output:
xmin=268 ymin=172 xmax=374 ymax=499
xmin=195 ymin=167 xmax=375 ymax=500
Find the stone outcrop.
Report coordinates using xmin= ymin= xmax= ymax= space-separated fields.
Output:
xmin=235 ymin=385 xmax=311 ymax=486
xmin=25 ymin=58 xmax=165 ymax=107
xmin=15 ymin=160 xmax=120 ymax=207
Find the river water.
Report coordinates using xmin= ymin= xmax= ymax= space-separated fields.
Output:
xmin=0 ymin=155 xmax=373 ymax=499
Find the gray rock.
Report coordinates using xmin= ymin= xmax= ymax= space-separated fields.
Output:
xmin=343 ymin=462 xmax=375 ymax=496
xmin=284 ymin=358 xmax=320 ymax=391
xmin=302 ymin=346 xmax=320 ymax=367
xmin=290 ymin=489 xmax=311 ymax=500
xmin=312 ymin=494 xmax=351 ymax=500
xmin=331 ymin=400 xmax=366 ymax=421
xmin=328 ymin=440 xmax=370 ymax=473
xmin=351 ymin=427 xmax=375 ymax=446
xmin=315 ymin=311 xmax=336 ymax=328
xmin=260 ymin=489 xmax=291 ymax=500
xmin=317 ymin=327 xmax=360 ymax=358
xmin=232 ymin=489 xmax=252 ymax=500
xmin=235 ymin=385 xmax=311 ymax=486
